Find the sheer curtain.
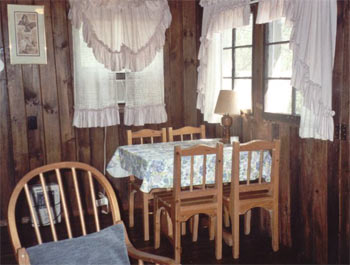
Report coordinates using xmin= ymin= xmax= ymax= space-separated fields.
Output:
xmin=124 ymin=51 xmax=167 ymax=126
xmin=69 ymin=0 xmax=170 ymax=127
xmin=72 ymin=27 xmax=120 ymax=128
xmin=197 ymin=0 xmax=251 ymax=123
xmin=69 ymin=0 xmax=171 ymax=72
xmin=257 ymin=0 xmax=337 ymax=141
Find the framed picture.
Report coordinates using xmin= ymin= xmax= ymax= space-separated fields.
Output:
xmin=7 ymin=4 xmax=47 ymax=64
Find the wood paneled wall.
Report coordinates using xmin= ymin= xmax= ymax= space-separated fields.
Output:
xmin=0 ymin=1 xmax=349 ymax=264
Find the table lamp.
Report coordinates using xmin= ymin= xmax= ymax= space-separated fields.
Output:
xmin=214 ymin=90 xmax=240 ymax=144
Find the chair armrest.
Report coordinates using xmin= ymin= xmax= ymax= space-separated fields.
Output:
xmin=117 ymin=220 xmax=177 ymax=265
xmin=126 ymin=243 xmax=177 ymax=265
xmin=17 ymin=248 xmax=30 ymax=265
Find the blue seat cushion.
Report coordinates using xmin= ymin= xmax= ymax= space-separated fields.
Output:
xmin=27 ymin=223 xmax=130 ymax=265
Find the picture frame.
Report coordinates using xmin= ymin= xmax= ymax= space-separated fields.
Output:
xmin=7 ymin=4 xmax=47 ymax=64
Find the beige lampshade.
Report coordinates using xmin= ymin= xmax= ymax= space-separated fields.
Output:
xmin=214 ymin=90 xmax=240 ymax=115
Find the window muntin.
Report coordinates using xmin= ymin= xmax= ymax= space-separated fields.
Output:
xmin=221 ymin=15 xmax=253 ymax=111
xmin=264 ymin=18 xmax=302 ymax=116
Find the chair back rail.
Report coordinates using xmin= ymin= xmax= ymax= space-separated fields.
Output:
xmin=168 ymin=125 xmax=205 ymax=142
xmin=127 ymin=128 xmax=167 ymax=145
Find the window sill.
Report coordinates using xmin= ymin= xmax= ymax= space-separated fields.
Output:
xmin=263 ymin=112 xmax=300 ymax=126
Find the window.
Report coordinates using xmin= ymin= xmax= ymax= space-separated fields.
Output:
xmin=72 ymin=27 xmax=167 ymax=127
xmin=221 ymin=15 xmax=253 ymax=111
xmin=264 ymin=18 xmax=302 ymax=119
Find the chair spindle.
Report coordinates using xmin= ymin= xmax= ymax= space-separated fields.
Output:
xmin=247 ymin=152 xmax=252 ymax=184
xmin=24 ymin=184 xmax=42 ymax=244
xmin=259 ymin=151 xmax=264 ymax=184
xmin=72 ymin=168 xmax=87 ymax=235
xmin=55 ymin=169 xmax=73 ymax=238
xmin=39 ymin=173 xmax=58 ymax=241
xmin=88 ymin=171 xmax=100 ymax=232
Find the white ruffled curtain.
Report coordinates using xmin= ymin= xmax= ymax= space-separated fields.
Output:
xmin=72 ymin=27 xmax=120 ymax=128
xmin=124 ymin=51 xmax=167 ymax=126
xmin=197 ymin=0 xmax=251 ymax=123
xmin=69 ymin=0 xmax=171 ymax=72
xmin=257 ymin=0 xmax=337 ymax=141
xmin=69 ymin=0 xmax=171 ymax=127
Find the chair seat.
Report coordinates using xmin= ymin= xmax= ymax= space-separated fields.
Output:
xmin=157 ymin=192 xmax=218 ymax=214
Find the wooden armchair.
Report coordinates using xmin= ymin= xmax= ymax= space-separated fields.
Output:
xmin=223 ymin=140 xmax=281 ymax=259
xmin=153 ymin=143 xmax=223 ymax=264
xmin=127 ymin=128 xmax=167 ymax=241
xmin=8 ymin=162 xmax=176 ymax=265
xmin=168 ymin=125 xmax=206 ymax=142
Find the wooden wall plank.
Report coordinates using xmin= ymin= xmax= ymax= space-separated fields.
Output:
xmin=0 ymin=2 xmax=15 ymax=221
xmin=167 ymin=0 xmax=184 ymax=129
xmin=51 ymin=0 xmax=76 ymax=162
xmin=1 ymin=0 xmax=30 ymax=184
xmin=182 ymin=0 xmax=198 ymax=126
xmin=35 ymin=0 xmax=61 ymax=163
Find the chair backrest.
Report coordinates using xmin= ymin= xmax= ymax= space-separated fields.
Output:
xmin=168 ymin=125 xmax=206 ymax=142
xmin=230 ymin=140 xmax=281 ymax=201
xmin=173 ymin=143 xmax=223 ymax=206
xmin=7 ymin=162 xmax=121 ymax=254
xmin=127 ymin=128 xmax=167 ymax=145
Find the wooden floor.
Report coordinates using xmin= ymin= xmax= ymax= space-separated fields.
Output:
xmin=1 ymin=210 xmax=311 ymax=265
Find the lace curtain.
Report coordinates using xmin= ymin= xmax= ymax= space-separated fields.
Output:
xmin=69 ymin=0 xmax=171 ymax=72
xmin=257 ymin=0 xmax=337 ymax=141
xmin=197 ymin=0 xmax=251 ymax=123
xmin=124 ymin=51 xmax=167 ymax=126
xmin=72 ymin=27 xmax=120 ymax=128
xmin=69 ymin=0 xmax=170 ymax=127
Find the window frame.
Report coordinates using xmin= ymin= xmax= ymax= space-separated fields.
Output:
xmin=262 ymin=18 xmax=300 ymax=124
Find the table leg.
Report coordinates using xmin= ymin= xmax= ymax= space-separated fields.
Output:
xmin=143 ymin=192 xmax=150 ymax=241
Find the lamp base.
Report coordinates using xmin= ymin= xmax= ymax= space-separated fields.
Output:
xmin=221 ymin=114 xmax=232 ymax=144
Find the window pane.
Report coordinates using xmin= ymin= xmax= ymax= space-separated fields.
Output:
xmin=222 ymin=78 xmax=232 ymax=90
xmin=234 ymin=79 xmax=252 ymax=110
xmin=267 ymin=43 xmax=292 ymax=78
xmin=235 ymin=15 xmax=253 ymax=46
xmin=234 ymin=48 xmax=252 ymax=77
xmin=221 ymin=28 xmax=232 ymax=48
xmin=267 ymin=18 xmax=291 ymax=43
xmin=265 ymin=80 xmax=292 ymax=114
xmin=222 ymin=49 xmax=232 ymax=77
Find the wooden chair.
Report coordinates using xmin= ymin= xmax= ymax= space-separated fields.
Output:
xmin=7 ymin=161 xmax=176 ymax=265
xmin=127 ymin=128 xmax=167 ymax=241
xmin=168 ymin=125 xmax=206 ymax=142
xmin=223 ymin=140 xmax=281 ymax=259
xmin=153 ymin=143 xmax=223 ymax=264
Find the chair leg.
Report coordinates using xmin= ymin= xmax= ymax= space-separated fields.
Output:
xmin=209 ymin=216 xmax=215 ymax=240
xmin=244 ymin=210 xmax=251 ymax=235
xmin=224 ymin=206 xmax=230 ymax=228
xmin=270 ymin=209 xmax=279 ymax=251
xmin=231 ymin=211 xmax=239 ymax=259
xmin=128 ymin=184 xmax=136 ymax=228
xmin=181 ymin=222 xmax=186 ymax=235
xmin=154 ymin=200 xmax=161 ymax=249
xmin=174 ymin=220 xmax=182 ymax=264
xmin=192 ymin=214 xmax=199 ymax=242
xmin=215 ymin=212 xmax=222 ymax=260
xmin=142 ymin=193 xmax=150 ymax=241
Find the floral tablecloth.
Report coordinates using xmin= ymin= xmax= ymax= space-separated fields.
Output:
xmin=107 ymin=139 xmax=271 ymax=193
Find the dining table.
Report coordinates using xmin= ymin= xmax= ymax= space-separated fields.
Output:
xmin=106 ymin=138 xmax=272 ymax=242
xmin=106 ymin=138 xmax=272 ymax=192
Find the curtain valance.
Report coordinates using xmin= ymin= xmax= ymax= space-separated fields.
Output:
xmin=69 ymin=0 xmax=172 ymax=72
xmin=197 ymin=0 xmax=251 ymax=123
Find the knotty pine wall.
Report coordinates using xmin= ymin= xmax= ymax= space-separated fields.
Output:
xmin=0 ymin=1 xmax=349 ymax=264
